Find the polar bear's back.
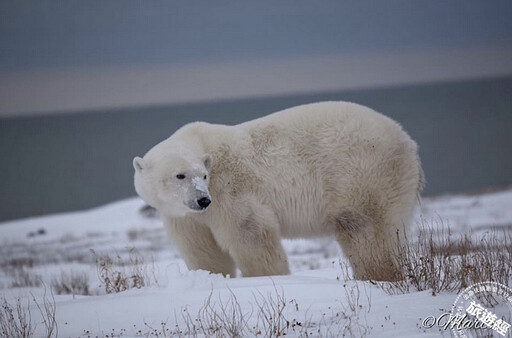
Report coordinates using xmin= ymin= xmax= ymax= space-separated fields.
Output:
xmin=233 ymin=101 xmax=422 ymax=237
xmin=240 ymin=101 xmax=407 ymax=147
xmin=239 ymin=101 xmax=417 ymax=180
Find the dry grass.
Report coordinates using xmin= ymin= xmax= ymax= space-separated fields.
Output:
xmin=142 ymin=281 xmax=371 ymax=337
xmin=253 ymin=291 xmax=287 ymax=336
xmin=373 ymin=218 xmax=512 ymax=299
xmin=31 ymin=288 xmax=58 ymax=338
xmin=199 ymin=290 xmax=250 ymax=337
xmin=298 ymin=281 xmax=372 ymax=338
xmin=0 ymin=288 xmax=57 ymax=338
xmin=50 ymin=271 xmax=90 ymax=296
xmin=91 ymin=248 xmax=158 ymax=294
xmin=0 ymin=253 xmax=42 ymax=289
xmin=335 ymin=282 xmax=372 ymax=337
xmin=177 ymin=289 xmax=251 ymax=337
xmin=0 ymin=240 xmax=98 ymax=277
xmin=9 ymin=268 xmax=42 ymax=288
xmin=0 ymin=298 xmax=33 ymax=338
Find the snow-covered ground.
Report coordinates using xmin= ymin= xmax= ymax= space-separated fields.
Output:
xmin=1 ymin=188 xmax=511 ymax=337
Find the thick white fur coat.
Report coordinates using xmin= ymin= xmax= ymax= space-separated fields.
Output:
xmin=134 ymin=102 xmax=424 ymax=280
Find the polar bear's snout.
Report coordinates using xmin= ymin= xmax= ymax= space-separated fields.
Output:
xmin=187 ymin=176 xmax=211 ymax=211
xmin=187 ymin=190 xmax=211 ymax=211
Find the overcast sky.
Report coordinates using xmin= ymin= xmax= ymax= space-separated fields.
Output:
xmin=1 ymin=1 xmax=511 ymax=115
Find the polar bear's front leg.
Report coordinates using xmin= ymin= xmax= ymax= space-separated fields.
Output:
xmin=164 ymin=218 xmax=236 ymax=277
xmin=228 ymin=205 xmax=290 ymax=277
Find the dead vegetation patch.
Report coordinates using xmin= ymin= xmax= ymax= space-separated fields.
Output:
xmin=0 ymin=288 xmax=57 ymax=338
xmin=0 ymin=298 xmax=33 ymax=338
xmin=50 ymin=271 xmax=90 ymax=296
xmin=342 ymin=218 xmax=512 ymax=301
xmin=139 ymin=282 xmax=371 ymax=337
xmin=90 ymin=248 xmax=158 ymax=294
xmin=9 ymin=268 xmax=42 ymax=289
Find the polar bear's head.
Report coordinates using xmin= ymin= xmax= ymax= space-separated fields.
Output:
xmin=133 ymin=144 xmax=212 ymax=218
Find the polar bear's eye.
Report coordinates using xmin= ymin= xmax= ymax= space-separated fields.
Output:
xmin=176 ymin=174 xmax=186 ymax=180
xmin=203 ymin=175 xmax=207 ymax=180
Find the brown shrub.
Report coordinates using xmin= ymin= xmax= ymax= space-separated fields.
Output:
xmin=90 ymin=248 xmax=157 ymax=294
xmin=51 ymin=271 xmax=90 ymax=296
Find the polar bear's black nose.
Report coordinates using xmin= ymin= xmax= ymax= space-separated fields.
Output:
xmin=197 ymin=197 xmax=211 ymax=209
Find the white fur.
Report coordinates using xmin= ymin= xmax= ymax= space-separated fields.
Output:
xmin=134 ymin=102 xmax=424 ymax=279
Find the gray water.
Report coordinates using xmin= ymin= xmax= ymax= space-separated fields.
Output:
xmin=1 ymin=77 xmax=511 ymax=221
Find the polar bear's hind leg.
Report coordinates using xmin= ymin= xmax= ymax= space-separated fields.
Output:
xmin=334 ymin=211 xmax=401 ymax=281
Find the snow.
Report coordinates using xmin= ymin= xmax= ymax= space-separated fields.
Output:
xmin=420 ymin=189 xmax=512 ymax=233
xmin=1 ymin=188 xmax=511 ymax=337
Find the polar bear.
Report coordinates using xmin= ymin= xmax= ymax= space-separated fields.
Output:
xmin=133 ymin=102 xmax=424 ymax=280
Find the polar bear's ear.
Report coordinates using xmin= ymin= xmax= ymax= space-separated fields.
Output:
xmin=202 ymin=154 xmax=212 ymax=170
xmin=133 ymin=156 xmax=145 ymax=172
